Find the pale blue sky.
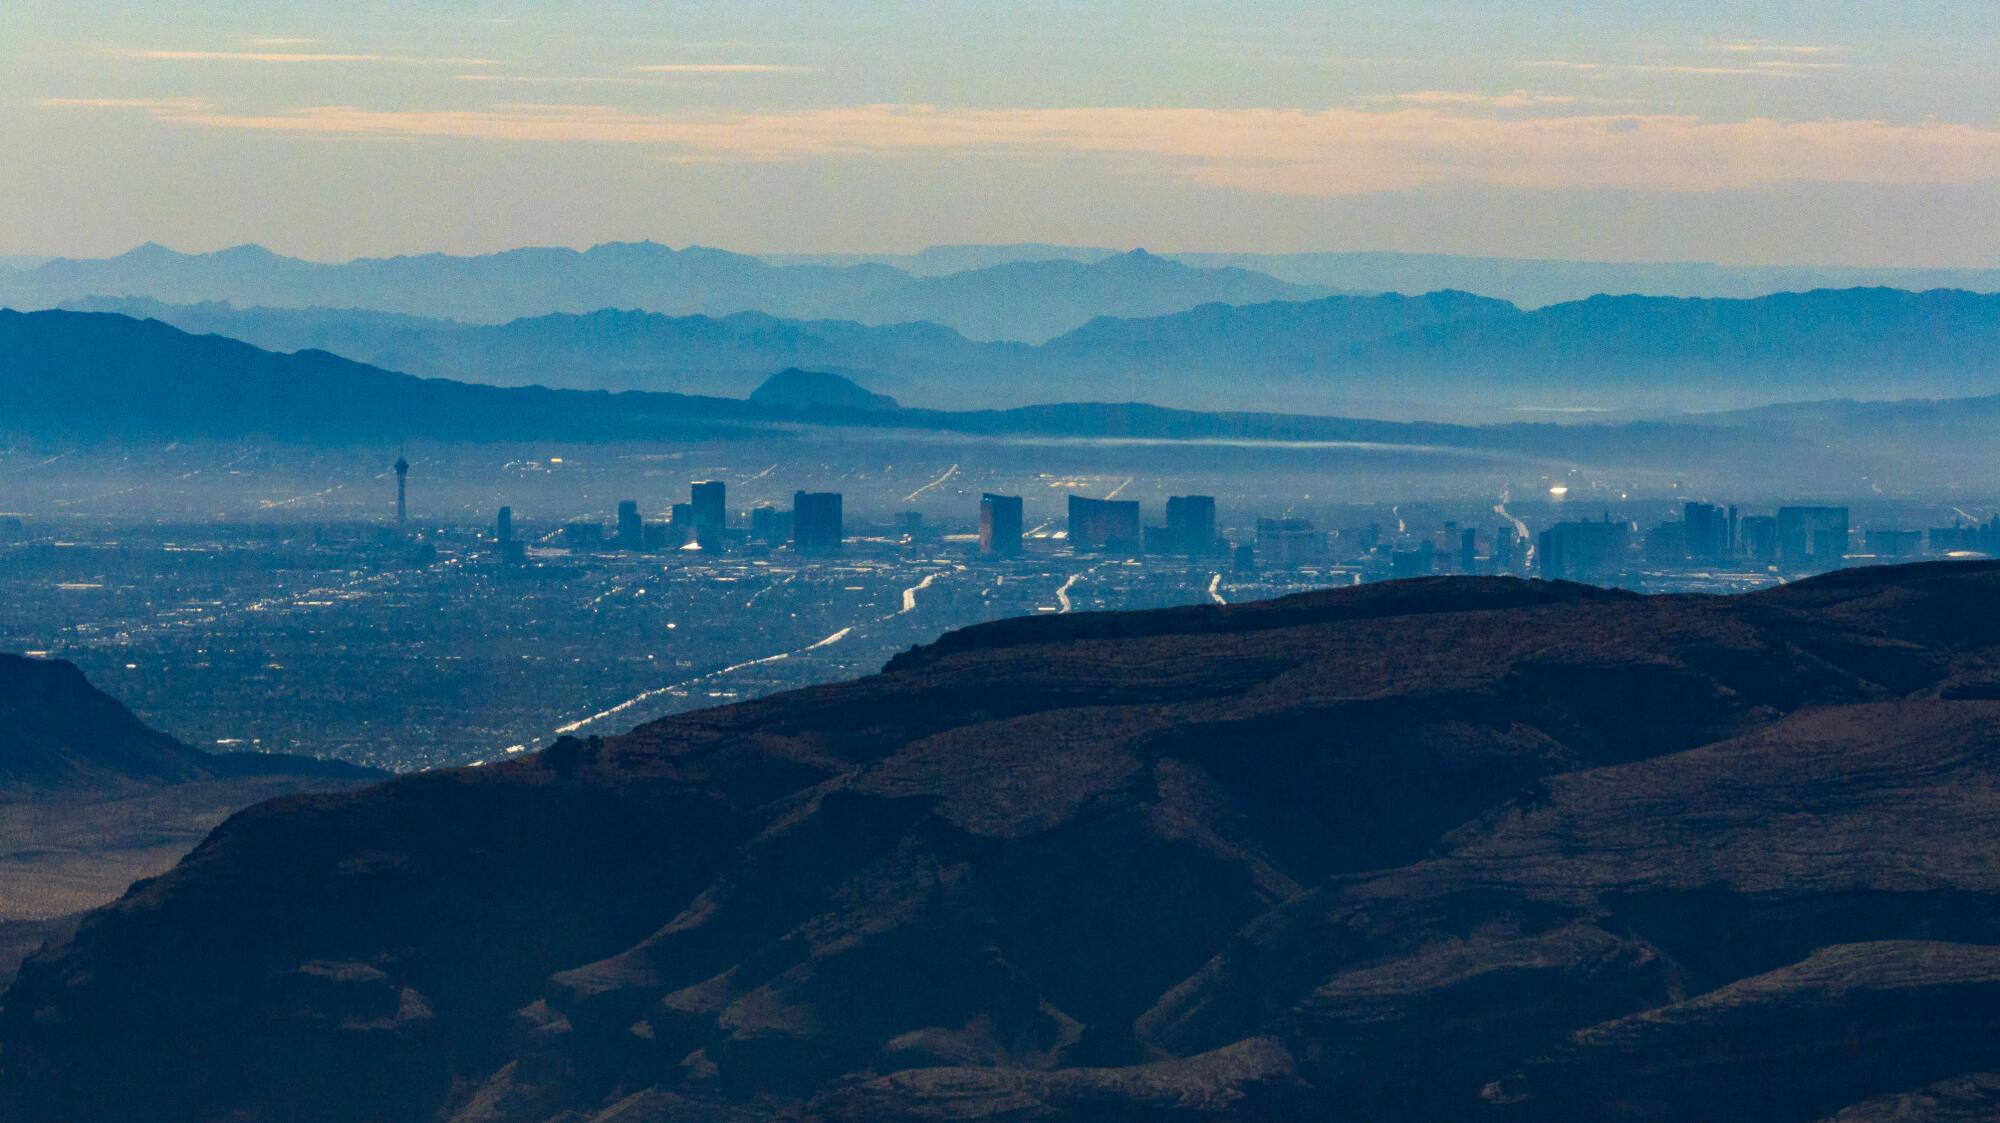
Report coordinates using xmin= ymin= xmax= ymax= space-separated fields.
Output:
xmin=5 ymin=1 xmax=1997 ymax=264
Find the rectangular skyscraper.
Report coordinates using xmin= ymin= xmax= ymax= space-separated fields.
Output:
xmin=1740 ymin=515 xmax=1779 ymax=563
xmin=1164 ymin=495 xmax=1217 ymax=556
xmin=979 ymin=493 xmax=1023 ymax=556
xmin=563 ymin=522 xmax=605 ymax=552
xmin=750 ymin=505 xmax=791 ymax=545
xmin=691 ymin=481 xmax=726 ymax=550
xmin=496 ymin=506 xmax=525 ymax=564
xmin=616 ymin=500 xmax=643 ymax=552
xmin=1776 ymin=506 xmax=1849 ymax=571
xmin=1255 ymin=516 xmax=1325 ymax=566
xmin=1068 ymin=495 xmax=1141 ymax=553
xmin=1866 ymin=529 xmax=1922 ymax=557
xmin=691 ymin=480 xmax=726 ymax=529
xmin=1684 ymin=502 xmax=1730 ymax=561
xmin=1538 ymin=518 xmax=1630 ymax=582
xmin=793 ymin=491 xmax=843 ymax=551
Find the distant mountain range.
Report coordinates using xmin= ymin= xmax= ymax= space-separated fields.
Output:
xmin=816 ymin=251 xmax=1330 ymax=342
xmin=13 ymin=308 xmax=2000 ymax=494
xmin=13 ymin=241 xmax=1996 ymax=349
xmin=64 ymin=285 xmax=2000 ymax=418
xmin=766 ymin=243 xmax=1118 ymax=276
xmin=15 ymin=563 xmax=2000 ymax=1119
xmin=772 ymin=244 xmax=2000 ymax=309
xmin=58 ymin=297 xmax=990 ymax=400
xmin=0 ymin=307 xmax=1521 ymax=446
xmin=0 ymin=309 xmax=785 ymax=444
xmin=0 ymin=243 xmax=1330 ymax=343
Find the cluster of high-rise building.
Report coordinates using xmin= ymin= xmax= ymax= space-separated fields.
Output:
xmin=488 ymin=484 xmax=1243 ymax=563
xmin=424 ymin=460 xmax=1993 ymax=583
xmin=1546 ymin=502 xmax=1861 ymax=581
xmin=1929 ymin=515 xmax=2000 ymax=555
xmin=1063 ymin=494 xmax=1228 ymax=557
xmin=520 ymin=482 xmax=847 ymax=557
xmin=483 ymin=481 xmax=1531 ymax=577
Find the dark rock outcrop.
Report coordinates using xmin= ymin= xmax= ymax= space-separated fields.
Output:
xmin=0 ymin=653 xmax=375 ymax=790
xmin=7 ymin=562 xmax=2000 ymax=1120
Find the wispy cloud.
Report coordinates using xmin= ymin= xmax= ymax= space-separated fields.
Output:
xmin=237 ymin=36 xmax=321 ymax=48
xmin=629 ymin=63 xmax=810 ymax=74
xmin=1528 ymin=42 xmax=1846 ymax=80
xmin=456 ymin=74 xmax=654 ymax=86
xmin=1527 ymin=58 xmax=1836 ymax=79
xmin=1720 ymin=42 xmax=1833 ymax=55
xmin=1364 ymin=90 xmax=1581 ymax=109
xmin=37 ymin=96 xmax=212 ymax=111
xmin=42 ymin=100 xmax=2000 ymax=195
xmin=117 ymin=49 xmax=499 ymax=65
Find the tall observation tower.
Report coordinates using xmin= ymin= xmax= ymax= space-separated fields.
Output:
xmin=394 ymin=454 xmax=409 ymax=526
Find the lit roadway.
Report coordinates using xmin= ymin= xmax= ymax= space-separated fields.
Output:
xmin=902 ymin=464 xmax=961 ymax=504
xmin=517 ymin=561 xmax=984 ymax=754
xmin=1494 ymin=488 xmax=1536 ymax=569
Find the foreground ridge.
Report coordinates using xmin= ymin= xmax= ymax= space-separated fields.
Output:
xmin=7 ymin=562 xmax=2000 ymax=1121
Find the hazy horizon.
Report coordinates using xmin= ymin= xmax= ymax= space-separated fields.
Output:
xmin=15 ymin=237 xmax=2000 ymax=273
xmin=8 ymin=2 xmax=1998 ymax=267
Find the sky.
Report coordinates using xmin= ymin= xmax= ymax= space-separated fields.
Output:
xmin=5 ymin=1 xmax=1998 ymax=266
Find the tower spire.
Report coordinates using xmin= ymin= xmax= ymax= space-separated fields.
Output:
xmin=394 ymin=446 xmax=410 ymax=526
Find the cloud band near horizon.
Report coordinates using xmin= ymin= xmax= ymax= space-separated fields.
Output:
xmin=39 ymin=99 xmax=2000 ymax=196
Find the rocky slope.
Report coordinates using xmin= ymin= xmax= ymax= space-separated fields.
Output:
xmin=7 ymin=563 xmax=2000 ymax=1120
xmin=0 ymin=653 xmax=374 ymax=790
xmin=0 ymin=655 xmax=383 ymax=979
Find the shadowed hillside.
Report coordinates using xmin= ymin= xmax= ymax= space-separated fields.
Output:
xmin=0 ymin=655 xmax=382 ymax=982
xmin=0 ymin=654 xmax=372 ymax=789
xmin=9 ymin=563 xmax=2000 ymax=1120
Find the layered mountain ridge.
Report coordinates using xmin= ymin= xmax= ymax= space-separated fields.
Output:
xmin=15 ymin=307 xmax=2000 ymax=499
xmin=3 ymin=243 xmax=1330 ymax=343
xmin=763 ymin=243 xmax=2000 ymax=306
xmin=56 ymin=285 xmax=2000 ymax=415
xmin=9 ymin=562 xmax=2000 ymax=1120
